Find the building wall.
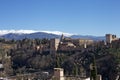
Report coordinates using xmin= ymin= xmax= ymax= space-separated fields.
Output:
xmin=72 ymin=39 xmax=93 ymax=47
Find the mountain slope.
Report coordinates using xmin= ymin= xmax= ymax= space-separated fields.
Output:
xmin=0 ymin=30 xmax=72 ymax=36
xmin=0 ymin=32 xmax=105 ymax=41
xmin=0 ymin=32 xmax=60 ymax=40
xmin=0 ymin=30 xmax=105 ymax=40
xmin=71 ymin=35 xmax=105 ymax=41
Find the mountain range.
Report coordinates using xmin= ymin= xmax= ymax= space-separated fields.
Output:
xmin=0 ymin=30 xmax=105 ymax=40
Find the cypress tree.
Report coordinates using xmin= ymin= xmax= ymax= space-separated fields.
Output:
xmin=56 ymin=56 xmax=60 ymax=68
xmin=75 ymin=64 xmax=78 ymax=76
xmin=90 ymin=55 xmax=97 ymax=80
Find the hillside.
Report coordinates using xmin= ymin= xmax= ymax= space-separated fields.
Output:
xmin=0 ymin=31 xmax=105 ymax=40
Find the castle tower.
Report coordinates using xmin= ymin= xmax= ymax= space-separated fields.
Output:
xmin=50 ymin=38 xmax=60 ymax=54
xmin=106 ymin=34 xmax=118 ymax=43
xmin=60 ymin=34 xmax=64 ymax=42
xmin=106 ymin=34 xmax=113 ymax=43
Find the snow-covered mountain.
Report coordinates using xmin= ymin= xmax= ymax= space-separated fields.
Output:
xmin=0 ymin=30 xmax=105 ymax=40
xmin=0 ymin=30 xmax=73 ymax=37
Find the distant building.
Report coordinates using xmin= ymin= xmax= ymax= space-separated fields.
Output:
xmin=52 ymin=67 xmax=102 ymax=80
xmin=53 ymin=68 xmax=64 ymax=80
xmin=106 ymin=34 xmax=119 ymax=43
xmin=58 ymin=42 xmax=76 ymax=51
xmin=72 ymin=39 xmax=94 ymax=48
xmin=81 ymin=77 xmax=90 ymax=80
xmin=97 ymin=75 xmax=102 ymax=80
xmin=50 ymin=35 xmax=94 ymax=53
xmin=50 ymin=38 xmax=60 ymax=54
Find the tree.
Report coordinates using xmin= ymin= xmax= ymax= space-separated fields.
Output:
xmin=56 ymin=56 xmax=60 ymax=68
xmin=90 ymin=55 xmax=97 ymax=80
xmin=74 ymin=63 xmax=78 ymax=76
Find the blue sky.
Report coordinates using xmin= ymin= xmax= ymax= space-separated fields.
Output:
xmin=0 ymin=0 xmax=120 ymax=36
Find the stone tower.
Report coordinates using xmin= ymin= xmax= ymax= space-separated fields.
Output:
xmin=50 ymin=38 xmax=60 ymax=54
xmin=106 ymin=34 xmax=113 ymax=43
xmin=106 ymin=34 xmax=118 ymax=43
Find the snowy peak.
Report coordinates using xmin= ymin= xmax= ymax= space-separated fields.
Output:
xmin=0 ymin=30 xmax=105 ymax=40
xmin=0 ymin=30 xmax=73 ymax=37
xmin=0 ymin=30 xmax=37 ymax=36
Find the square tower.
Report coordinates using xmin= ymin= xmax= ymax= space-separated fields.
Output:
xmin=106 ymin=34 xmax=118 ymax=43
xmin=106 ymin=34 xmax=113 ymax=43
xmin=50 ymin=38 xmax=60 ymax=54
